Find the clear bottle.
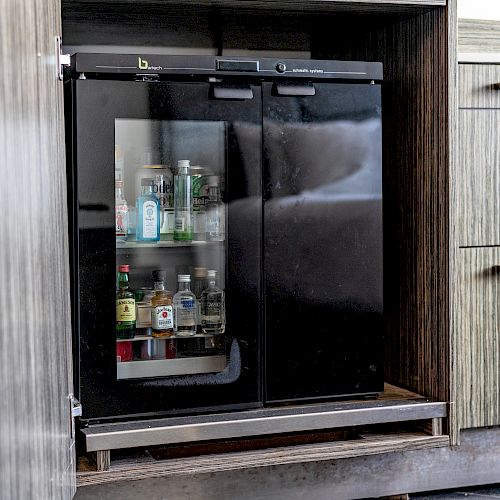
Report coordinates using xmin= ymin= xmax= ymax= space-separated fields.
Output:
xmin=173 ymin=160 xmax=193 ymax=242
xmin=136 ymin=178 xmax=160 ymax=242
xmin=116 ymin=264 xmax=135 ymax=339
xmin=151 ymin=270 xmax=174 ymax=338
xmin=115 ymin=180 xmax=129 ymax=242
xmin=173 ymin=275 xmax=197 ymax=336
xmin=200 ymin=270 xmax=225 ymax=335
xmin=192 ymin=267 xmax=208 ymax=334
xmin=205 ymin=176 xmax=225 ymax=242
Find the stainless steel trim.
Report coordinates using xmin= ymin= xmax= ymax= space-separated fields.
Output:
xmin=116 ymin=355 xmax=227 ymax=380
xmin=84 ymin=402 xmax=447 ymax=452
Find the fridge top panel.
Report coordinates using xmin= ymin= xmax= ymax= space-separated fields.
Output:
xmin=71 ymin=53 xmax=383 ymax=81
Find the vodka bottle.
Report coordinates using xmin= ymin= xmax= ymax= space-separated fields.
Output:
xmin=173 ymin=275 xmax=197 ymax=336
xmin=174 ymin=160 xmax=193 ymax=242
xmin=205 ymin=177 xmax=225 ymax=242
xmin=200 ymin=270 xmax=225 ymax=334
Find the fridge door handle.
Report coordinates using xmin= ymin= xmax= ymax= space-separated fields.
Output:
xmin=275 ymin=82 xmax=316 ymax=96
xmin=212 ymin=84 xmax=254 ymax=100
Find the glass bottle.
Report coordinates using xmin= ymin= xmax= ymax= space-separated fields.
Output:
xmin=192 ymin=267 xmax=208 ymax=334
xmin=200 ymin=270 xmax=225 ymax=334
xmin=174 ymin=160 xmax=193 ymax=242
xmin=205 ymin=177 xmax=225 ymax=242
xmin=136 ymin=178 xmax=160 ymax=242
xmin=151 ymin=270 xmax=174 ymax=338
xmin=173 ymin=275 xmax=197 ymax=336
xmin=115 ymin=180 xmax=129 ymax=242
xmin=116 ymin=264 xmax=135 ymax=339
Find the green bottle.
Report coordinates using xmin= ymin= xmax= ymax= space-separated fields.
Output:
xmin=116 ymin=264 xmax=136 ymax=339
xmin=174 ymin=160 xmax=193 ymax=241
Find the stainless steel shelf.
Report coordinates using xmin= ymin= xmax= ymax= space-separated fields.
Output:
xmin=116 ymin=355 xmax=227 ymax=380
xmin=116 ymin=333 xmax=220 ymax=342
xmin=116 ymin=240 xmax=224 ymax=250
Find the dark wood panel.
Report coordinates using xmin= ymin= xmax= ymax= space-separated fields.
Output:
xmin=456 ymin=247 xmax=500 ymax=429
xmin=457 ymin=109 xmax=500 ymax=246
xmin=459 ymin=64 xmax=500 ymax=108
xmin=0 ymin=0 xmax=76 ymax=498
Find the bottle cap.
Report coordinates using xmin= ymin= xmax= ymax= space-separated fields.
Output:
xmin=118 ymin=264 xmax=130 ymax=273
xmin=152 ymin=269 xmax=167 ymax=282
xmin=141 ymin=178 xmax=154 ymax=186
xmin=194 ymin=267 xmax=207 ymax=278
xmin=178 ymin=274 xmax=191 ymax=282
xmin=154 ymin=281 xmax=165 ymax=291
xmin=116 ymin=180 xmax=124 ymax=188
xmin=177 ymin=160 xmax=191 ymax=169
xmin=207 ymin=270 xmax=217 ymax=278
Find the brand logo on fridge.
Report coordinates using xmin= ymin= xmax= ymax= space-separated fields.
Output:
xmin=138 ymin=57 xmax=163 ymax=71
xmin=292 ymin=68 xmax=324 ymax=74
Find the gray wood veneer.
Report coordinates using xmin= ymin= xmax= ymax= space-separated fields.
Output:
xmin=459 ymin=19 xmax=500 ymax=55
xmin=457 ymin=109 xmax=500 ymax=247
xmin=0 ymin=0 xmax=75 ymax=498
xmin=459 ymin=64 xmax=500 ymax=108
xmin=456 ymin=247 xmax=500 ymax=429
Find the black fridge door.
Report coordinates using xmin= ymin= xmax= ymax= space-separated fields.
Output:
xmin=263 ymin=81 xmax=383 ymax=403
xmin=70 ymin=79 xmax=262 ymax=421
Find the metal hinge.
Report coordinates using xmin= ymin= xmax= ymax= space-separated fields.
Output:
xmin=71 ymin=395 xmax=82 ymax=418
xmin=56 ymin=36 xmax=70 ymax=80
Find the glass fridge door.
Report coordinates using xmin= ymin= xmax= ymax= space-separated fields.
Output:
xmin=262 ymin=81 xmax=384 ymax=403
xmin=73 ymin=79 xmax=262 ymax=420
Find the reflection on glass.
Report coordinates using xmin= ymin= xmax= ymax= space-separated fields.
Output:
xmin=114 ymin=119 xmax=228 ymax=380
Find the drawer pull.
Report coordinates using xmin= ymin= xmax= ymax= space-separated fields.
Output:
xmin=492 ymin=83 xmax=500 ymax=91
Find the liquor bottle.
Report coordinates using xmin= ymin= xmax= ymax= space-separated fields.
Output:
xmin=115 ymin=180 xmax=129 ymax=242
xmin=173 ymin=160 xmax=193 ymax=242
xmin=191 ymin=165 xmax=211 ymax=241
xmin=200 ymin=270 xmax=225 ymax=335
xmin=205 ymin=176 xmax=225 ymax=242
xmin=115 ymin=145 xmax=124 ymax=182
xmin=116 ymin=264 xmax=135 ymax=339
xmin=136 ymin=178 xmax=160 ymax=242
xmin=173 ymin=275 xmax=197 ymax=336
xmin=151 ymin=270 xmax=174 ymax=338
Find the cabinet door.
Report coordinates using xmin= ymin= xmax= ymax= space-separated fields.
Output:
xmin=0 ymin=0 xmax=76 ymax=498
xmin=458 ymin=64 xmax=500 ymax=247
xmin=456 ymin=247 xmax=500 ymax=429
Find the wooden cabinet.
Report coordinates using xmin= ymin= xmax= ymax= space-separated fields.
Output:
xmin=459 ymin=65 xmax=500 ymax=108
xmin=456 ymin=247 xmax=500 ymax=428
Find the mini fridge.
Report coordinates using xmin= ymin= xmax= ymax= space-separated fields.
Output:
xmin=65 ymin=54 xmax=383 ymax=422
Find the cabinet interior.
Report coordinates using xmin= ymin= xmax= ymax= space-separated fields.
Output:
xmin=62 ymin=1 xmax=450 ymax=415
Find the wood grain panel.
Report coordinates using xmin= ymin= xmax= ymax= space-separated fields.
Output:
xmin=456 ymin=247 xmax=500 ymax=429
xmin=0 ymin=0 xmax=75 ymax=498
xmin=459 ymin=64 xmax=500 ymax=108
xmin=457 ymin=109 xmax=500 ymax=247
xmin=76 ymin=433 xmax=449 ymax=487
xmin=459 ymin=19 xmax=500 ymax=55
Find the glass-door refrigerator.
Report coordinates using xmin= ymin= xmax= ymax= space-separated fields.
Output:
xmin=66 ymin=54 xmax=383 ymax=423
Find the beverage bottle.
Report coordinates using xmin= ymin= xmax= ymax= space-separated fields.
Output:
xmin=173 ymin=275 xmax=197 ymax=336
xmin=115 ymin=180 xmax=129 ymax=242
xmin=192 ymin=267 xmax=208 ymax=334
xmin=136 ymin=178 xmax=160 ymax=242
xmin=205 ymin=177 xmax=225 ymax=242
xmin=116 ymin=264 xmax=136 ymax=339
xmin=174 ymin=160 xmax=193 ymax=242
xmin=200 ymin=270 xmax=225 ymax=334
xmin=115 ymin=145 xmax=124 ymax=182
xmin=151 ymin=270 xmax=174 ymax=338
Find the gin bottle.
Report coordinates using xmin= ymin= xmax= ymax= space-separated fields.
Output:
xmin=173 ymin=275 xmax=197 ymax=336
xmin=200 ymin=270 xmax=225 ymax=334
xmin=136 ymin=178 xmax=160 ymax=242
xmin=173 ymin=160 xmax=193 ymax=242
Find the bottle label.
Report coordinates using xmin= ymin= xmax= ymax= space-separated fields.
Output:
xmin=175 ymin=298 xmax=196 ymax=326
xmin=142 ymin=200 xmax=158 ymax=238
xmin=116 ymin=204 xmax=129 ymax=237
xmin=174 ymin=210 xmax=191 ymax=232
xmin=206 ymin=208 xmax=220 ymax=235
xmin=152 ymin=305 xmax=173 ymax=330
xmin=117 ymin=298 xmax=136 ymax=322
xmin=201 ymin=297 xmax=223 ymax=323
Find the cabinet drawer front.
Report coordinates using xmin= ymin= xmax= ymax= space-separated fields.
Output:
xmin=458 ymin=110 xmax=500 ymax=247
xmin=456 ymin=247 xmax=500 ymax=429
xmin=459 ymin=64 xmax=500 ymax=108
